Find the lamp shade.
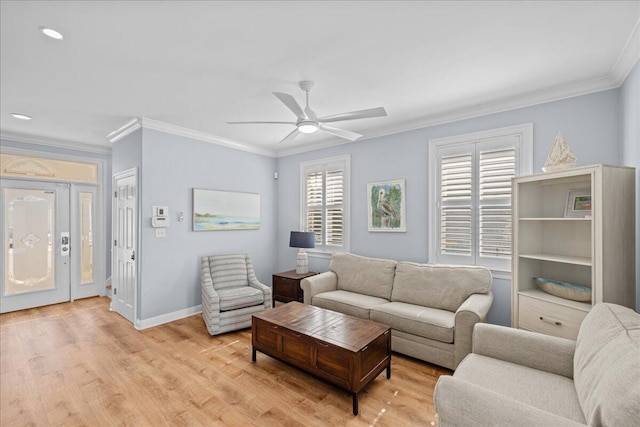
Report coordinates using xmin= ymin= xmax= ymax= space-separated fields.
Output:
xmin=289 ymin=231 xmax=315 ymax=249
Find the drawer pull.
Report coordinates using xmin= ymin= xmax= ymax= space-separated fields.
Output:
xmin=362 ymin=346 xmax=368 ymax=352
xmin=316 ymin=340 xmax=329 ymax=347
xmin=539 ymin=316 xmax=561 ymax=326
xmin=271 ymin=325 xmax=279 ymax=329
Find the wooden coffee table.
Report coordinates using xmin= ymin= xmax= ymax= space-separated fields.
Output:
xmin=251 ymin=302 xmax=391 ymax=415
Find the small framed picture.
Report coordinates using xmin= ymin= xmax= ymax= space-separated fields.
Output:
xmin=565 ymin=189 xmax=592 ymax=218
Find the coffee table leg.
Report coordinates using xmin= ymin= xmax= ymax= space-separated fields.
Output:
xmin=352 ymin=392 xmax=358 ymax=415
xmin=252 ymin=347 xmax=256 ymax=362
xmin=387 ymin=363 xmax=391 ymax=379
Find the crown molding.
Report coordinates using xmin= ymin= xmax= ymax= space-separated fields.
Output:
xmin=275 ymin=74 xmax=621 ymax=158
xmin=611 ymin=17 xmax=640 ymax=84
xmin=107 ymin=118 xmax=141 ymax=143
xmin=0 ymin=130 xmax=112 ymax=155
xmin=107 ymin=117 xmax=277 ymax=157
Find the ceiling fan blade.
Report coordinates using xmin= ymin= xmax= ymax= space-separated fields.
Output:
xmin=273 ymin=92 xmax=306 ymax=120
xmin=279 ymin=128 xmax=301 ymax=144
xmin=318 ymin=107 xmax=387 ymax=123
xmin=226 ymin=121 xmax=296 ymax=125
xmin=319 ymin=124 xmax=362 ymax=141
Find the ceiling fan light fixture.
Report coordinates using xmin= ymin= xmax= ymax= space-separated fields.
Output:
xmin=297 ymin=121 xmax=319 ymax=134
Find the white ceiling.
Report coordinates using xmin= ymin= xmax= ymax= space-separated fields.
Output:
xmin=1 ymin=1 xmax=639 ymax=157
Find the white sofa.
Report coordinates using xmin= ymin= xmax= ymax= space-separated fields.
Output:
xmin=300 ymin=253 xmax=493 ymax=369
xmin=434 ymin=303 xmax=640 ymax=426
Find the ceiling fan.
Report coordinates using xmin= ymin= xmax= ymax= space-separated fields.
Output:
xmin=227 ymin=81 xmax=387 ymax=144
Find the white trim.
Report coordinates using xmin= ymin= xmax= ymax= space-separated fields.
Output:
xmin=0 ymin=130 xmax=111 ymax=154
xmin=276 ymin=77 xmax=625 ymax=158
xmin=107 ymin=117 xmax=277 ymax=157
xmin=106 ymin=118 xmax=141 ymax=143
xmin=135 ymin=305 xmax=202 ymax=330
xmin=428 ymin=123 xmax=533 ymax=267
xmin=611 ymin=17 xmax=640 ymax=84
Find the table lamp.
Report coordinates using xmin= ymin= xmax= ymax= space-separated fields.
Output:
xmin=289 ymin=231 xmax=315 ymax=274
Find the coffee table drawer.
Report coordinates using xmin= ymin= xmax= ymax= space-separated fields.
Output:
xmin=281 ymin=330 xmax=313 ymax=368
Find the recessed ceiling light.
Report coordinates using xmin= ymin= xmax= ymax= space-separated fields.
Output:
xmin=39 ymin=26 xmax=64 ymax=40
xmin=11 ymin=113 xmax=33 ymax=120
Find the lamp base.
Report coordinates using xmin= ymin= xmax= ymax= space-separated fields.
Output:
xmin=296 ymin=249 xmax=309 ymax=274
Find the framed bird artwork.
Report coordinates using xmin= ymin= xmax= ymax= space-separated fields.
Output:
xmin=367 ymin=179 xmax=406 ymax=232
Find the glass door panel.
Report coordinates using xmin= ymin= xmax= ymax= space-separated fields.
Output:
xmin=4 ymin=188 xmax=55 ymax=294
xmin=80 ymin=191 xmax=94 ymax=284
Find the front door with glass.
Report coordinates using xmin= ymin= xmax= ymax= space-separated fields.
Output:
xmin=1 ymin=180 xmax=71 ymax=312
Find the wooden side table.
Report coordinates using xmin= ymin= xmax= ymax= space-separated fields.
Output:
xmin=272 ymin=270 xmax=318 ymax=305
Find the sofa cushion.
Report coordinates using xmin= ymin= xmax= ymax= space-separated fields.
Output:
xmin=391 ymin=262 xmax=492 ymax=312
xmin=312 ymin=290 xmax=388 ymax=320
xmin=370 ymin=302 xmax=455 ymax=343
xmin=574 ymin=303 xmax=640 ymax=427
xmin=455 ymin=354 xmax=586 ymax=424
xmin=216 ymin=286 xmax=264 ymax=311
xmin=210 ymin=254 xmax=248 ymax=289
xmin=330 ymin=253 xmax=397 ymax=300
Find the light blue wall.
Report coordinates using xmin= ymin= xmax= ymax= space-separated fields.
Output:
xmin=276 ymin=89 xmax=623 ymax=326
xmin=135 ymin=129 xmax=277 ymax=320
xmin=620 ymin=60 xmax=640 ymax=311
xmin=0 ymin=137 xmax=113 ymax=280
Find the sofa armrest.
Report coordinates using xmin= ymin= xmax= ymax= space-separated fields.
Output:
xmin=473 ymin=323 xmax=576 ymax=378
xmin=434 ymin=376 xmax=585 ymax=427
xmin=300 ymin=271 xmax=338 ymax=305
xmin=454 ymin=292 xmax=493 ymax=368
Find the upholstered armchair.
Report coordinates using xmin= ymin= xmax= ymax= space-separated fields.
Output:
xmin=201 ymin=253 xmax=272 ymax=335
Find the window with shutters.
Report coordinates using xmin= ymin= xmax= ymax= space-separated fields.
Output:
xmin=429 ymin=124 xmax=532 ymax=272
xmin=300 ymin=155 xmax=350 ymax=254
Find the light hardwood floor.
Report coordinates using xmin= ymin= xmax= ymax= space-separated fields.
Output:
xmin=0 ymin=297 xmax=451 ymax=426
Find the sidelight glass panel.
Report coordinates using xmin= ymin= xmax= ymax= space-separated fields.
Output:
xmin=4 ymin=188 xmax=55 ymax=295
xmin=80 ymin=192 xmax=94 ymax=284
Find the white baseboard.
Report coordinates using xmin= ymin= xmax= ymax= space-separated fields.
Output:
xmin=134 ymin=304 xmax=203 ymax=330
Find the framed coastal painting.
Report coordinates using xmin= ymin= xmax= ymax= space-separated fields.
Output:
xmin=367 ymin=179 xmax=406 ymax=232
xmin=193 ymin=189 xmax=260 ymax=231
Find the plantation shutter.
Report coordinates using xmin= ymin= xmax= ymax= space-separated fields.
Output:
xmin=436 ymin=135 xmax=519 ymax=271
xmin=479 ymin=147 xmax=515 ymax=262
xmin=325 ymin=169 xmax=344 ymax=246
xmin=305 ymin=171 xmax=323 ymax=245
xmin=302 ymin=156 xmax=349 ymax=252
xmin=440 ymin=153 xmax=473 ymax=259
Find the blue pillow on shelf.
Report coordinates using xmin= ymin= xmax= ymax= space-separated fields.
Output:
xmin=534 ymin=277 xmax=592 ymax=302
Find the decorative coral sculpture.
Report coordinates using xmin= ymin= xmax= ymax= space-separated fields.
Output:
xmin=543 ymin=132 xmax=576 ymax=172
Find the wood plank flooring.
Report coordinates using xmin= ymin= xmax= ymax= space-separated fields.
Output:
xmin=0 ymin=297 xmax=451 ymax=426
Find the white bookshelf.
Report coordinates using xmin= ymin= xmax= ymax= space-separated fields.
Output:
xmin=511 ymin=164 xmax=635 ymax=340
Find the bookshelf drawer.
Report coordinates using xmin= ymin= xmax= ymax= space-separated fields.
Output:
xmin=518 ymin=295 xmax=588 ymax=340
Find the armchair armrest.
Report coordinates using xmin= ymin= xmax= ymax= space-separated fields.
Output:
xmin=434 ymin=376 xmax=585 ymax=427
xmin=300 ymin=271 xmax=338 ymax=305
xmin=249 ymin=277 xmax=273 ymax=307
xmin=473 ymin=323 xmax=576 ymax=378
xmin=454 ymin=292 xmax=493 ymax=368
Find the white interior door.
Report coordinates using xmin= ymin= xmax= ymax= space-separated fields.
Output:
xmin=111 ymin=170 xmax=137 ymax=323
xmin=1 ymin=180 xmax=70 ymax=313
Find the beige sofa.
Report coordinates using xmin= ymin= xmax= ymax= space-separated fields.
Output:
xmin=300 ymin=253 xmax=493 ymax=369
xmin=434 ymin=303 xmax=640 ymax=426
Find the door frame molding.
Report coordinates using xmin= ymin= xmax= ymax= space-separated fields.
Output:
xmin=0 ymin=146 xmax=106 ymax=300
xmin=111 ymin=167 xmax=139 ymax=327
